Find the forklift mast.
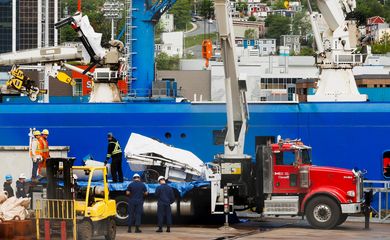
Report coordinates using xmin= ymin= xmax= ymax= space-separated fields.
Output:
xmin=46 ymin=157 xmax=76 ymax=200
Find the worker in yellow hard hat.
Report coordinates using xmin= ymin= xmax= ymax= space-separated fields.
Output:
xmin=29 ymin=130 xmax=42 ymax=179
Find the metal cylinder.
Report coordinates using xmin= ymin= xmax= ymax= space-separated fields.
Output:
xmin=299 ymin=166 xmax=310 ymax=188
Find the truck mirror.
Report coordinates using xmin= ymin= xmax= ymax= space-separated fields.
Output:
xmin=383 ymin=151 xmax=390 ymax=179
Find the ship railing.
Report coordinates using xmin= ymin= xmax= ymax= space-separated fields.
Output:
xmin=363 ymin=180 xmax=390 ymax=222
xmin=333 ymin=53 xmax=363 ymax=66
xmin=124 ymin=88 xmax=183 ymax=98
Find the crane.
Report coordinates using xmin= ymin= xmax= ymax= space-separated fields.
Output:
xmin=214 ymin=0 xmax=250 ymax=161
xmin=210 ymin=0 xmax=252 ymax=216
xmin=306 ymin=0 xmax=367 ymax=102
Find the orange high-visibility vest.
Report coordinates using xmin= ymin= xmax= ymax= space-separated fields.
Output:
xmin=40 ymin=137 xmax=49 ymax=160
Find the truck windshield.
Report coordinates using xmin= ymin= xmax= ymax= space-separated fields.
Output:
xmin=301 ymin=149 xmax=311 ymax=164
xmin=275 ymin=151 xmax=295 ymax=165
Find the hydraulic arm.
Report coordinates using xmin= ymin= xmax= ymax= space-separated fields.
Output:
xmin=214 ymin=0 xmax=249 ymax=159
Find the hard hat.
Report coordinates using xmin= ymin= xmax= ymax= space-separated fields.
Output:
xmin=158 ymin=176 xmax=165 ymax=182
xmin=33 ymin=130 xmax=41 ymax=136
xmin=133 ymin=173 xmax=140 ymax=179
xmin=5 ymin=174 xmax=12 ymax=181
xmin=107 ymin=132 xmax=113 ymax=137
xmin=42 ymin=129 xmax=49 ymax=135
xmin=19 ymin=173 xmax=27 ymax=179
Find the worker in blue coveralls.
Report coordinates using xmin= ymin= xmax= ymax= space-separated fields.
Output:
xmin=155 ymin=176 xmax=175 ymax=233
xmin=126 ymin=173 xmax=148 ymax=233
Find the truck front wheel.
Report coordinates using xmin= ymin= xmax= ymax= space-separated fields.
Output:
xmin=115 ymin=195 xmax=129 ymax=226
xmin=305 ymin=196 xmax=341 ymax=229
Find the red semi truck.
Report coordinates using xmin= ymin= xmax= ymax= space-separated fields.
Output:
xmin=220 ymin=138 xmax=364 ymax=229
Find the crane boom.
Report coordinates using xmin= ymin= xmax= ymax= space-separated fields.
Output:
xmin=214 ymin=0 xmax=249 ymax=159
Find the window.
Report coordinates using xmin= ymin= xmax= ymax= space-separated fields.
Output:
xmin=167 ymin=46 xmax=171 ymax=50
xmin=73 ymin=79 xmax=82 ymax=96
xmin=301 ymin=149 xmax=312 ymax=164
xmin=275 ymin=151 xmax=296 ymax=165
xmin=263 ymin=47 xmax=267 ymax=51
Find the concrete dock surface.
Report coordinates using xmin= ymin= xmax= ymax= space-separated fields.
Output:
xmin=111 ymin=218 xmax=390 ymax=240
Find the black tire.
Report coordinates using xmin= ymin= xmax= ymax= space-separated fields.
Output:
xmin=105 ymin=218 xmax=116 ymax=240
xmin=78 ymin=220 xmax=93 ymax=240
xmin=115 ymin=195 xmax=129 ymax=226
xmin=337 ymin=214 xmax=348 ymax=226
xmin=305 ymin=196 xmax=341 ymax=229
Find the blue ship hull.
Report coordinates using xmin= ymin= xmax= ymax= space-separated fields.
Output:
xmin=0 ymin=101 xmax=388 ymax=181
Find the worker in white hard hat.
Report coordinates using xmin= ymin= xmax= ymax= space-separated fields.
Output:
xmin=16 ymin=173 xmax=27 ymax=198
xmin=155 ymin=176 xmax=175 ymax=233
xmin=29 ymin=130 xmax=42 ymax=179
xmin=126 ymin=173 xmax=148 ymax=233
xmin=38 ymin=129 xmax=50 ymax=175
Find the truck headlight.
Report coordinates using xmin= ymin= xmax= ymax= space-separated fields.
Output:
xmin=347 ymin=190 xmax=355 ymax=197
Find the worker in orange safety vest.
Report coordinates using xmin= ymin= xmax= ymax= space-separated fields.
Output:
xmin=37 ymin=129 xmax=50 ymax=176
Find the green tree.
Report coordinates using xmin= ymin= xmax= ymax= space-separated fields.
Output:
xmin=169 ymin=0 xmax=191 ymax=30
xmin=156 ymin=52 xmax=180 ymax=70
xmin=299 ymin=47 xmax=314 ymax=56
xmin=265 ymin=14 xmax=291 ymax=44
xmin=372 ymin=33 xmax=390 ymax=54
xmin=236 ymin=1 xmax=248 ymax=13
xmin=355 ymin=0 xmax=390 ymax=25
xmin=198 ymin=0 xmax=214 ymax=19
xmin=273 ymin=0 xmax=285 ymax=9
xmin=291 ymin=11 xmax=311 ymax=37
xmin=244 ymin=29 xmax=256 ymax=39
xmin=248 ymin=15 xmax=256 ymax=21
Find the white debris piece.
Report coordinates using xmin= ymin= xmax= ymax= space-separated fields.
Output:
xmin=125 ymin=133 xmax=208 ymax=181
xmin=0 ymin=196 xmax=30 ymax=220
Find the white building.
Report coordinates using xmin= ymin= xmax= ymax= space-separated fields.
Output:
xmin=160 ymin=31 xmax=184 ymax=57
xmin=280 ymin=35 xmax=301 ymax=54
xmin=160 ymin=13 xmax=174 ymax=32
xmin=258 ymin=39 xmax=276 ymax=56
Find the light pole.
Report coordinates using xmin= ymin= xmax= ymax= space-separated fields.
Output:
xmin=103 ymin=1 xmax=124 ymax=40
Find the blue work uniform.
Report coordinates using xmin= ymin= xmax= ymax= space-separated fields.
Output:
xmin=127 ymin=181 xmax=147 ymax=227
xmin=155 ymin=183 xmax=175 ymax=227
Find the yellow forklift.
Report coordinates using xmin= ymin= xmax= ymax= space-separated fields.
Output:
xmin=35 ymin=158 xmax=117 ymax=240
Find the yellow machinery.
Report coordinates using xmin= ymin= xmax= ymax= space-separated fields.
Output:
xmin=6 ymin=65 xmax=75 ymax=101
xmin=73 ymin=166 xmax=117 ymax=240
xmin=35 ymin=158 xmax=117 ymax=240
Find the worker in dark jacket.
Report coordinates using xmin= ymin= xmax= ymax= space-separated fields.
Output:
xmin=126 ymin=173 xmax=148 ymax=233
xmin=155 ymin=176 xmax=175 ymax=233
xmin=3 ymin=174 xmax=14 ymax=198
xmin=105 ymin=132 xmax=123 ymax=183
xmin=16 ymin=173 xmax=27 ymax=198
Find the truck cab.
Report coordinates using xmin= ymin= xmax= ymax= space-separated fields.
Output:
xmin=257 ymin=138 xmax=364 ymax=229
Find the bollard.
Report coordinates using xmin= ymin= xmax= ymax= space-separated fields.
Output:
xmin=364 ymin=189 xmax=373 ymax=230
xmin=44 ymin=220 xmax=51 ymax=240
xmin=61 ymin=221 xmax=67 ymax=240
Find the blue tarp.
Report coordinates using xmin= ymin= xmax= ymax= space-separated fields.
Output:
xmin=76 ymin=180 xmax=210 ymax=197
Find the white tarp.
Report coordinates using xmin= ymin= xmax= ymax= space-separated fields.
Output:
xmin=125 ymin=133 xmax=206 ymax=177
xmin=73 ymin=14 xmax=106 ymax=62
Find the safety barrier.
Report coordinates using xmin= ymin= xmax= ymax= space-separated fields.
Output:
xmin=364 ymin=180 xmax=390 ymax=222
xmin=35 ymin=199 xmax=77 ymax=240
